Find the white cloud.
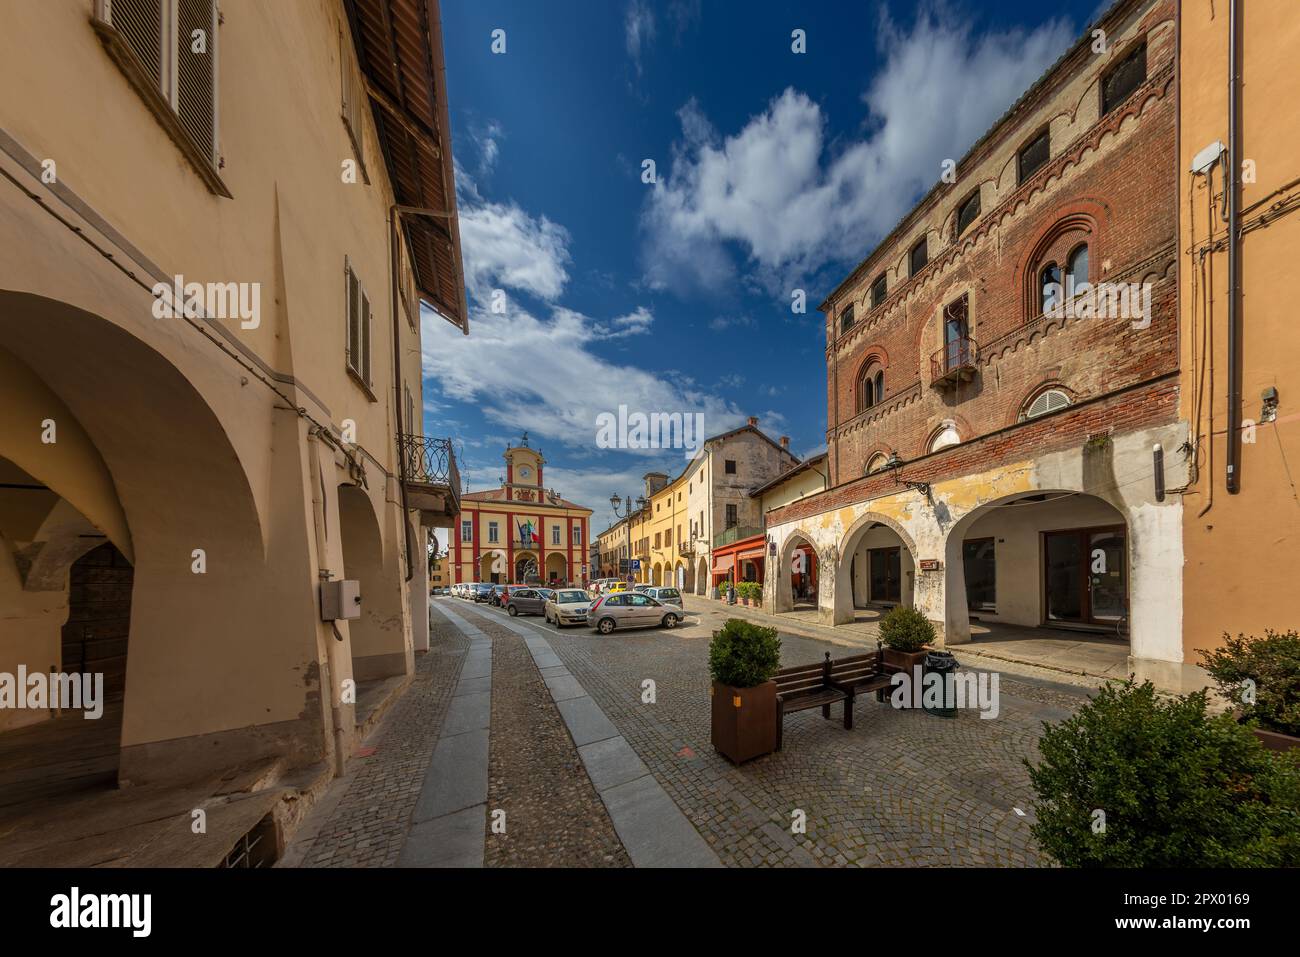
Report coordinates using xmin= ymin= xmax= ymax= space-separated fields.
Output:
xmin=625 ymin=0 xmax=657 ymax=76
xmin=641 ymin=6 xmax=1075 ymax=295
xmin=709 ymin=315 xmax=755 ymax=332
xmin=422 ymin=301 xmax=766 ymax=462
xmin=456 ymin=168 xmax=571 ymax=303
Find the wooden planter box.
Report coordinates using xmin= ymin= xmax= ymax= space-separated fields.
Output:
xmin=711 ymin=680 xmax=777 ymax=764
xmin=882 ymin=647 xmax=929 ymax=675
xmin=1252 ymin=726 xmax=1300 ymax=753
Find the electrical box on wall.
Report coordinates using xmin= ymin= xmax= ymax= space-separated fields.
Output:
xmin=321 ymin=579 xmax=362 ymax=621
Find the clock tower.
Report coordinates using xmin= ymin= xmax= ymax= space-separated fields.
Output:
xmin=504 ymin=433 xmax=544 ymax=501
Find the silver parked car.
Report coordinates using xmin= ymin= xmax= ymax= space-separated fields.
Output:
xmin=544 ymin=588 xmax=591 ymax=627
xmin=645 ymin=586 xmax=683 ymax=609
xmin=587 ymin=592 xmax=681 ymax=634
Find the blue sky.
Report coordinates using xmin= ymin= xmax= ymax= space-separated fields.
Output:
xmin=421 ymin=0 xmax=1110 ymax=536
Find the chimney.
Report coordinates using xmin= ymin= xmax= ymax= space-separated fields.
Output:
xmin=747 ymin=416 xmax=759 ymax=427
xmin=780 ymin=436 xmax=789 ymax=450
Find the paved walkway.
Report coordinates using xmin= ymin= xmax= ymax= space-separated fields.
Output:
xmin=683 ymin=595 xmax=1124 ymax=688
xmin=284 ymin=599 xmax=719 ymax=868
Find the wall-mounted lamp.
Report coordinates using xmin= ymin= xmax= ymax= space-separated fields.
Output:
xmin=886 ymin=451 xmax=931 ymax=498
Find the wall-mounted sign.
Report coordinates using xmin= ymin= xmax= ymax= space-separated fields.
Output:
xmin=918 ymin=559 xmax=942 ymax=571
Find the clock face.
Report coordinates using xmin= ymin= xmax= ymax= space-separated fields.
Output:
xmin=519 ymin=466 xmax=531 ymax=479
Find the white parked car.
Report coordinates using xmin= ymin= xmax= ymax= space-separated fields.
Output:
xmin=545 ymin=588 xmax=592 ymax=627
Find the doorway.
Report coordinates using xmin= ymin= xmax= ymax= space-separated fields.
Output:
xmin=868 ymin=546 xmax=901 ymax=604
xmin=1043 ymin=525 xmax=1127 ymax=628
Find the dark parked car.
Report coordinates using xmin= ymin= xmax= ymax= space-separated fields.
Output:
xmin=472 ymin=583 xmax=494 ymax=602
xmin=506 ymin=587 xmax=550 ymax=617
xmin=488 ymin=584 xmax=510 ymax=607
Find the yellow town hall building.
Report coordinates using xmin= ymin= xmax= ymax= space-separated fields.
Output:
xmin=450 ymin=439 xmax=593 ymax=586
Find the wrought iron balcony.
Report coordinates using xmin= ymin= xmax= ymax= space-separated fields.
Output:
xmin=930 ymin=336 xmax=979 ymax=390
xmin=400 ymin=434 xmax=460 ymax=520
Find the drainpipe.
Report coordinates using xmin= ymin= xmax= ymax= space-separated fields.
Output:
xmin=1226 ymin=0 xmax=1242 ymax=493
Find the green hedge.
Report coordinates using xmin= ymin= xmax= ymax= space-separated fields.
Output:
xmin=708 ymin=618 xmax=781 ymax=688
xmin=1201 ymin=629 xmax=1300 ymax=736
xmin=736 ymin=581 xmax=763 ymax=602
xmin=1026 ymin=680 xmax=1300 ymax=867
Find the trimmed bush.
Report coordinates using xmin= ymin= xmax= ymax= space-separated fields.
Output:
xmin=1200 ymin=629 xmax=1300 ymax=736
xmin=708 ymin=618 xmax=781 ymax=689
xmin=878 ymin=606 xmax=935 ymax=652
xmin=737 ymin=581 xmax=763 ymax=603
xmin=1026 ymin=680 xmax=1300 ymax=867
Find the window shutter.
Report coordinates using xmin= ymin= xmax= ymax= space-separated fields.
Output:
xmin=1026 ymin=389 xmax=1071 ymax=420
xmin=346 ymin=263 xmax=361 ymax=373
xmin=175 ymin=0 xmax=217 ymax=164
xmin=360 ymin=288 xmax=372 ymax=385
xmin=106 ymin=0 xmax=165 ymax=86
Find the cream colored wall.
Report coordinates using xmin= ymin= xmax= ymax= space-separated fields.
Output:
xmin=760 ymin=466 xmax=828 ymax=515
xmin=1178 ymin=0 xmax=1300 ymax=661
xmin=0 ymin=1 xmax=432 ymax=778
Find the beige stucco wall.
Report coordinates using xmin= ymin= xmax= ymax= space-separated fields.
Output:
xmin=0 ymin=1 xmax=432 ymax=781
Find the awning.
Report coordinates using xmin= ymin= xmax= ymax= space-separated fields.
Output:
xmin=711 ymin=555 xmax=734 ymax=574
xmin=736 ymin=547 xmax=766 ymax=563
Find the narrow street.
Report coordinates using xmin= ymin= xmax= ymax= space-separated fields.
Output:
xmin=284 ymin=597 xmax=1093 ymax=868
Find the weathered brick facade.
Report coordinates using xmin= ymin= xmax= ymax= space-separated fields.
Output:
xmin=821 ymin=0 xmax=1178 ymax=488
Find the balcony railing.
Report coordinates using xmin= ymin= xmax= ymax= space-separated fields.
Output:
xmin=399 ymin=434 xmax=460 ymax=517
xmin=930 ymin=336 xmax=979 ymax=389
xmin=713 ymin=525 xmax=764 ymax=549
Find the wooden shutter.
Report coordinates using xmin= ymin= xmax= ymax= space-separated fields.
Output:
xmin=106 ymin=0 xmax=165 ymax=86
xmin=175 ymin=0 xmax=217 ymax=164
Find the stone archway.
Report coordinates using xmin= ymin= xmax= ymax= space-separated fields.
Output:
xmin=480 ymin=549 xmax=507 ymax=583
xmin=651 ymin=561 xmax=662 ymax=586
xmin=339 ymin=483 xmax=410 ymax=682
xmin=774 ymin=529 xmax=819 ymax=615
xmin=0 ymin=292 xmax=302 ymax=787
xmin=545 ymin=552 xmax=567 ymax=586
xmin=695 ymin=556 xmax=708 ymax=595
xmin=835 ymin=512 xmax=921 ymax=625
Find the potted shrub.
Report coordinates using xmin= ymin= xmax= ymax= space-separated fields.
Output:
xmin=737 ymin=581 xmax=761 ymax=606
xmin=708 ymin=618 xmax=782 ymax=763
xmin=1026 ymin=680 xmax=1300 ymax=866
xmin=878 ymin=606 xmax=935 ymax=674
xmin=1201 ymin=629 xmax=1300 ymax=752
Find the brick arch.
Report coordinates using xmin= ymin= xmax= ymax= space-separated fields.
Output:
xmin=918 ymin=413 xmax=974 ymax=458
xmin=1016 ymin=200 xmax=1110 ymax=321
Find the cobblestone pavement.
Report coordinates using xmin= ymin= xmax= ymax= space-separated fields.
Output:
xmin=468 ymin=598 xmax=1091 ymax=868
xmin=456 ymin=604 xmax=631 ymax=868
xmin=296 ymin=619 xmax=468 ymax=867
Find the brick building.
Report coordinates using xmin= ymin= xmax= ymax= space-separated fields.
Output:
xmin=763 ymin=0 xmax=1189 ymax=686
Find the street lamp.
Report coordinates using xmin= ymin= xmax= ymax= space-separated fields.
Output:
xmin=885 ymin=451 xmax=932 ymax=498
xmin=610 ymin=493 xmax=647 ymax=582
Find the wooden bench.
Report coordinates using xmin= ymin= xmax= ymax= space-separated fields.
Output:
xmin=828 ymin=643 xmax=893 ymax=730
xmin=772 ymin=653 xmax=849 ymax=751
xmin=772 ymin=647 xmax=893 ymax=749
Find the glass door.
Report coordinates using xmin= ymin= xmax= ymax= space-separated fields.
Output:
xmin=963 ymin=538 xmax=996 ymax=612
xmin=1043 ymin=527 xmax=1127 ymax=626
xmin=1044 ymin=531 xmax=1083 ymax=622
xmin=1088 ymin=529 xmax=1127 ymax=623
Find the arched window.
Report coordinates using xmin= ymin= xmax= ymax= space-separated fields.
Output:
xmin=929 ymin=424 xmax=960 ymax=452
xmin=857 ymin=363 xmax=884 ymax=412
xmin=1021 ymin=388 xmax=1072 ymax=421
xmin=1039 ymin=262 xmax=1061 ymax=315
xmin=865 ymin=452 xmax=888 ymax=475
xmin=1066 ymin=243 xmax=1089 ymax=296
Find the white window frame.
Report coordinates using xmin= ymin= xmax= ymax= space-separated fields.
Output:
xmin=488 ymin=522 xmax=499 ymax=544
xmin=551 ymin=525 xmax=561 ymax=546
xmin=573 ymin=525 xmax=582 ymax=546
xmin=1022 ymin=389 xmax=1072 ymax=421
xmin=460 ymin=520 xmax=472 ymax=543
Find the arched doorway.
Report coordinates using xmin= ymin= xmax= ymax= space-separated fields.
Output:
xmin=774 ymin=531 xmax=818 ymax=614
xmin=339 ymin=483 xmax=410 ymax=682
xmin=674 ymin=560 xmax=686 ymax=590
xmin=836 ymin=514 xmax=918 ymax=625
xmin=942 ymin=490 xmax=1131 ymax=655
xmin=545 ymin=552 xmax=567 ymax=586
xmin=651 ymin=561 xmax=662 ymax=586
xmin=515 ymin=551 xmax=539 ymax=584
xmin=480 ymin=550 xmax=507 ymax=583
xmin=696 ymin=556 xmax=708 ymax=595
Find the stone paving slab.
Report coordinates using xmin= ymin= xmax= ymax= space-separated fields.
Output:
xmin=578 ymin=736 xmax=651 ymax=791
xmin=441 ymin=690 xmax=492 ymax=737
xmin=556 ymin=695 xmax=620 ymax=747
xmin=543 ymin=673 xmax=588 ymax=702
xmin=411 ymin=727 xmax=489 ymax=824
xmin=600 ymin=774 xmax=725 ymax=869
xmin=397 ymin=805 xmax=485 ymax=868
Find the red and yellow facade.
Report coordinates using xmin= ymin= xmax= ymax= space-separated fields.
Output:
xmin=450 ymin=442 xmax=592 ymax=586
